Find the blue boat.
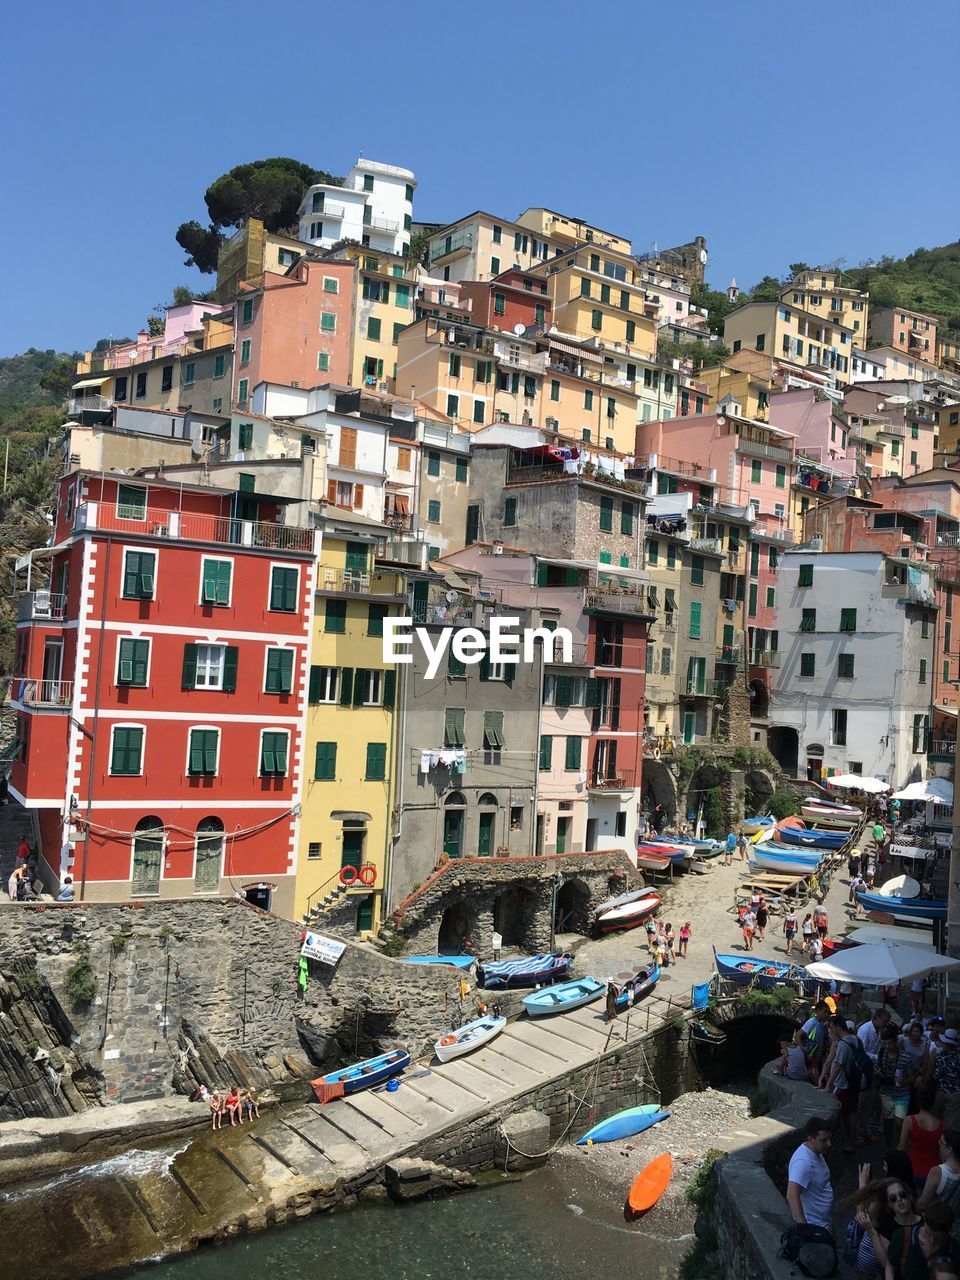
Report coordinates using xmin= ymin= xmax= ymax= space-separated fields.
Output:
xmin=637 ymin=843 xmax=688 ymax=865
xmin=311 ymin=1048 xmax=409 ymax=1103
xmin=577 ymin=1105 xmax=668 ymax=1145
xmin=476 ymin=952 xmax=573 ymax=990
xmin=523 ymin=976 xmax=606 ymax=1017
xmin=714 ymin=949 xmax=816 ymax=994
xmin=855 ymin=890 xmax=947 ymax=922
xmin=752 ymin=844 xmax=823 ymax=875
xmin=776 ymin=824 xmax=849 ymax=850
xmin=610 ymin=962 xmax=660 ymax=1010
xmin=403 ymin=954 xmax=476 ymax=970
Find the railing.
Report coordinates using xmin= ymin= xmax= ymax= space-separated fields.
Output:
xmin=544 ymin=641 xmax=589 ymax=666
xmin=377 ymin=539 xmax=424 ymax=566
xmin=506 ymin=460 xmax=647 ymax=496
xmin=17 ymin=592 xmax=67 ymax=623
xmin=751 ymin=523 xmax=796 ymax=544
xmin=66 ymin=395 xmax=113 ymax=414
xmin=881 ymin=580 xmax=938 ymax=605
xmin=365 ymin=215 xmax=399 ymax=233
xmin=586 ymin=591 xmax=650 ymax=617
xmin=315 ymin=202 xmax=346 ymax=220
xmin=749 ymin=650 xmax=781 ymax=668
xmin=317 ymin=568 xmax=405 ymax=597
xmin=9 ymin=678 xmax=73 ymax=708
xmin=928 ymin=740 xmax=956 ymax=761
xmin=74 ymin=502 xmax=316 ymax=553
xmin=734 ymin=436 xmax=793 ymax=463
xmin=588 ymin=775 xmax=629 ymax=791
xmin=690 ymin=537 xmax=724 ymax=555
xmin=430 ymin=231 xmax=473 ymax=261
xmin=716 ymin=645 xmax=741 ymax=665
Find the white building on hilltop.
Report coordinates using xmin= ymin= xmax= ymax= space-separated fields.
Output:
xmin=298 ymin=158 xmax=415 ymax=257
xmin=769 ymin=549 xmax=936 ymax=787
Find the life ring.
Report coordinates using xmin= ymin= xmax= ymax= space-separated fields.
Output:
xmin=653 ymin=747 xmax=661 ymax=760
xmin=339 ymin=865 xmax=359 ymax=887
xmin=439 ymin=1034 xmax=457 ymax=1047
xmin=359 ymin=864 xmax=377 ymax=886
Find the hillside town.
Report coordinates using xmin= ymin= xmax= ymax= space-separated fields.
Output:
xmin=5 ymin=154 xmax=960 ymax=942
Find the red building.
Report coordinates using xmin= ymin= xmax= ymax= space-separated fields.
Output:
xmin=10 ymin=472 xmax=317 ymax=915
xmin=460 ymin=268 xmax=552 ymax=334
xmin=587 ymin=609 xmax=647 ymax=848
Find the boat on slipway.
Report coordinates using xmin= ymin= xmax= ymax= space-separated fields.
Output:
xmin=476 ymin=952 xmax=573 ymax=989
xmin=608 ymin=962 xmax=660 ymax=1010
xmin=855 ymin=889 xmax=947 ymax=922
xmin=775 ymin=818 xmax=850 ymax=850
xmin=595 ymin=893 xmax=663 ymax=934
xmin=713 ymin=949 xmax=816 ymax=993
xmin=434 ymin=1014 xmax=506 ymax=1062
xmin=576 ymin=1105 xmax=668 ymax=1145
xmin=523 ymin=976 xmax=606 ymax=1017
xmin=750 ymin=844 xmax=822 ymax=876
xmin=311 ymin=1048 xmax=410 ymax=1103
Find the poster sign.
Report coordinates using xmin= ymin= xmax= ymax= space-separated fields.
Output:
xmin=890 ymin=843 xmax=935 ymax=862
xmin=301 ymin=931 xmax=347 ymax=967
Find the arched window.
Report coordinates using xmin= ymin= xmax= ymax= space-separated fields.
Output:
xmin=195 ymin=817 xmax=224 ymax=894
xmin=132 ymin=816 xmax=164 ymax=896
xmin=445 ymin=791 xmax=467 ymax=807
xmin=478 ymin=792 xmax=498 ymax=807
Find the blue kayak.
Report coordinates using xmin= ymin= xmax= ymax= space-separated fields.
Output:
xmin=577 ymin=1106 xmax=669 ymax=1145
xmin=403 ymin=955 xmax=475 ymax=970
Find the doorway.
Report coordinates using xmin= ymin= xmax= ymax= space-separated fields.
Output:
xmin=556 ymin=816 xmax=571 ymax=854
xmin=132 ymin=816 xmax=163 ymax=896
xmin=42 ymin=639 xmax=63 ymax=701
xmin=341 ymin=827 xmax=365 ymax=871
xmin=194 ymin=817 xmax=223 ymax=893
xmin=683 ymin=711 xmax=696 ymax=744
xmin=585 ymin=817 xmax=597 ymax=850
xmin=355 ymin=894 xmax=374 ymax=932
xmin=478 ymin=811 xmax=495 ymax=855
xmin=443 ymin=792 xmax=465 ymax=857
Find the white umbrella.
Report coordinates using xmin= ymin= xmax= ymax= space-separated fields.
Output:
xmin=826 ymin=774 xmax=890 ymax=794
xmin=806 ymin=941 xmax=960 ymax=985
xmin=891 ymin=778 xmax=954 ymax=804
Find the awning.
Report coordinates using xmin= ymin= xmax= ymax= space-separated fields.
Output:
xmin=72 ymin=377 xmax=108 ymax=390
xmin=891 ymin=778 xmax=954 ymax=804
xmin=934 ymin=705 xmax=959 ymax=718
xmin=433 ymin=564 xmax=474 ymax=591
xmin=547 ymin=339 xmax=603 ymax=364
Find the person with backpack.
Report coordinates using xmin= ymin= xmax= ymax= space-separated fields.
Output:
xmin=822 ymin=1014 xmax=871 ymax=1152
xmin=787 ymin=1115 xmax=835 ymax=1230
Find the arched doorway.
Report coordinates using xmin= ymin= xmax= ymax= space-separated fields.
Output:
xmin=493 ymin=887 xmax=527 ymax=945
xmin=749 ymin=678 xmax=769 ymax=720
xmin=684 ymin=764 xmax=727 ymax=838
xmin=554 ymin=878 xmax=591 ymax=935
xmin=478 ymin=793 xmax=498 ymax=856
xmin=438 ymin=900 xmax=475 ymax=954
xmin=768 ymin=726 xmax=799 ymax=777
xmin=132 ymin=816 xmax=164 ymax=896
xmin=642 ymin=758 xmax=678 ymax=829
xmin=443 ymin=791 xmax=466 ymax=858
xmin=744 ymin=769 xmax=775 ymax=817
xmin=194 ymin=816 xmax=224 ymax=893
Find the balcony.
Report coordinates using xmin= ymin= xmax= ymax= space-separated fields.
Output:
xmin=318 ymin=202 xmax=346 ymax=221
xmin=365 ymin=215 xmax=400 ymax=234
xmin=430 ymin=231 xmax=473 ymax=263
xmin=317 ymin=567 xmax=406 ymax=598
xmin=377 ymin=539 xmax=424 ymax=567
xmin=929 ymin=740 xmax=956 ymax=763
xmin=585 ymin=588 xmax=651 ymax=618
xmin=881 ymin=579 xmax=939 ymax=606
xmin=9 ymin=677 xmax=73 ymax=709
xmin=73 ymin=502 xmax=317 ymax=554
xmin=716 ymin=645 xmax=742 ymax=665
xmin=544 ymin=641 xmax=590 ymax=667
xmin=17 ymin=592 xmax=67 ymax=623
xmin=751 ymin=523 xmax=796 ymax=545
xmin=506 ymin=458 xmax=648 ymax=496
xmin=66 ymin=394 xmax=114 ymax=416
xmin=735 ymin=436 xmax=793 ymax=464
xmin=690 ymin=536 xmax=724 ymax=556
xmin=684 ymin=679 xmax=710 ymax=696
xmin=588 ymin=775 xmax=632 ymax=795
xmin=749 ymin=650 xmax=781 ymax=669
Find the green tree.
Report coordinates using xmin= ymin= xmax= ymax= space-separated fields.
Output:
xmin=175 ymin=220 xmax=223 ymax=274
xmin=749 ymin=275 xmax=784 ymax=302
xmin=788 ymin=262 xmax=810 ymax=278
xmin=405 ymin=228 xmax=431 ymax=270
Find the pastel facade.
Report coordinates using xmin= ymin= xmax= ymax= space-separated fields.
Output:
xmin=724 ymin=300 xmax=856 ymax=383
xmin=299 ymin=159 xmax=415 ymax=258
xmin=869 ymin=306 xmax=938 ymax=361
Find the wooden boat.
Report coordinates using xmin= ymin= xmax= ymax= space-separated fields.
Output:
xmin=775 ymin=819 xmax=849 ymax=850
xmin=434 ymin=1014 xmax=506 ymax=1062
xmin=627 ymin=1152 xmax=674 ymax=1216
xmin=609 ymin=962 xmax=660 ymax=1010
xmin=635 ymin=849 xmax=672 ymax=872
xmin=596 ymin=893 xmax=663 ymax=934
xmin=594 ymin=886 xmax=660 ymax=918
xmin=741 ymin=815 xmax=775 ymax=835
xmin=801 ymin=800 xmax=862 ymax=827
xmin=714 ymin=949 xmax=814 ymax=993
xmin=523 ymin=976 xmax=606 ymax=1017
xmin=577 ymin=1105 xmax=667 ymax=1145
xmin=855 ymin=889 xmax=947 ymax=922
xmin=403 ymin=954 xmax=475 ymax=969
xmin=751 ymin=845 xmax=822 ymax=876
xmin=637 ymin=842 xmax=688 ymax=865
xmin=476 ymin=952 xmax=573 ymax=989
xmin=311 ymin=1048 xmax=409 ymax=1103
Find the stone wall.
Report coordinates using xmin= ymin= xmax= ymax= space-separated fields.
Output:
xmin=0 ymin=898 xmax=465 ymax=1115
xmin=391 ymin=850 xmax=639 ymax=955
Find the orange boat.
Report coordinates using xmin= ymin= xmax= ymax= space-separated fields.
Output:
xmin=626 ymin=1152 xmax=673 ymax=1217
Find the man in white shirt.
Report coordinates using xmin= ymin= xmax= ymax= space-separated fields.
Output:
xmin=786 ymin=1117 xmax=834 ymax=1230
xmin=857 ymin=1009 xmax=890 ymax=1063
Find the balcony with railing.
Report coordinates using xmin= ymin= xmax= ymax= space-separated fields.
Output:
xmin=17 ymin=592 xmax=68 ymax=623
xmin=751 ymin=523 xmax=796 ymax=544
xmin=430 ymin=230 xmax=473 ymax=262
xmin=881 ymin=578 xmax=938 ymax=606
xmin=9 ymin=677 xmax=73 ymax=709
xmin=73 ymin=502 xmax=317 ymax=554
xmin=690 ymin=536 xmax=724 ymax=556
xmin=365 ymin=214 xmax=400 ymax=234
xmin=544 ymin=641 xmax=590 ymax=667
xmin=506 ymin=456 xmax=648 ymax=496
xmin=929 ymin=739 xmax=956 ymax=762
xmin=317 ymin=567 xmax=406 ymax=599
xmin=587 ymin=774 xmax=631 ymax=794
xmin=734 ymin=435 xmax=793 ymax=463
xmin=377 ymin=539 xmax=424 ymax=567
xmin=66 ymin=394 xmax=114 ymax=416
xmin=749 ymin=650 xmax=781 ymax=669
xmin=716 ymin=645 xmax=742 ymax=666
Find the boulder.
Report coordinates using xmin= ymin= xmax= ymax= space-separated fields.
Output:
xmin=384 ymin=1157 xmax=476 ymax=1202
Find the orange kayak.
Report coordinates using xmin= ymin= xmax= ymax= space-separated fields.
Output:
xmin=626 ymin=1152 xmax=672 ymax=1216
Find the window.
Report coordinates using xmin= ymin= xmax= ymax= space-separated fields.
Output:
xmin=922 ymin=613 xmax=931 ymax=639
xmin=213 ymin=354 xmax=225 ymax=379
xmin=317 ymin=352 xmax=330 ymax=372
xmin=536 ymin=303 xmax=546 ymax=325
xmin=913 ymin=714 xmax=929 ymax=753
xmin=504 ymin=496 xmax=517 ymax=526
xmin=183 ymin=362 xmax=195 ymax=386
xmin=550 ymin=379 xmax=560 ymax=402
xmin=427 ymin=451 xmax=440 ymax=476
xmin=800 ymin=652 xmax=816 ymax=677
xmin=260 ymin=731 xmax=289 ymax=776
xmin=265 ymin=648 xmax=294 ymax=694
xmin=115 ymin=375 xmax=128 ymax=402
xmin=483 ymin=710 xmax=505 ymax=751
xmin=490 ymin=256 xmax=500 ymax=275
xmin=362 ymin=173 xmax=374 ymax=192
xmin=444 ymin=708 xmax=465 ymax=748
xmin=538 ymin=735 xmax=553 ymax=770
xmin=183 ymin=643 xmax=229 ymax=691
xmin=319 ymin=311 xmax=337 ymax=334
xmin=201 ymin=558 xmax=232 ymax=606
xmin=839 ymin=608 xmax=857 ymax=632
xmin=325 ymin=599 xmax=346 ymax=633
xmin=494 ymin=293 xmax=506 ymax=316
xmin=308 ymin=666 xmax=338 ymax=703
xmin=367 ymin=317 xmax=381 ymax=342
xmin=237 ymin=378 xmax=249 ymax=403
xmin=322 ymin=276 xmax=339 ymax=294
xmin=241 ymin=298 xmax=254 ymax=324
xmin=117 ymin=484 xmax=147 ymax=521
xmin=238 ymin=422 xmax=254 ymax=450
xmin=188 ymin=729 xmax=218 ymax=776
xmin=691 ymin=555 xmax=704 ymax=585
xmin=798 ymin=563 xmax=814 ymax=587
xmin=239 ymin=339 xmax=251 ymax=365
xmin=838 ymin=653 xmax=854 ymax=678
xmin=270 ymin=566 xmax=298 ymax=612
xmin=748 ymin=583 xmax=758 ymax=618
xmin=591 ymin=309 xmax=602 ymax=331
xmin=626 ymin=320 xmax=635 ymax=343
xmin=367 ymin=604 xmax=388 ymax=638
xmin=455 ymin=456 xmax=468 ymax=482
xmin=800 ymin=608 xmax=816 ymax=632
xmin=117 ymin=638 xmax=149 ymax=687
xmin=648 ymin=541 xmax=659 ymax=567
xmin=911 ymin=424 xmax=920 ymax=440
xmin=110 ymin=726 xmax=144 ymax=776
xmin=766 ymin=586 xmax=775 ymax=608
xmin=621 ymin=503 xmax=633 ymax=535
xmin=750 ymin=460 xmax=762 ymax=483
xmin=584 ymin=389 xmax=594 ymax=411
xmin=492 ymin=224 xmax=502 ymax=244
xmin=599 ymin=497 xmax=613 ymax=532
xmin=564 ymin=737 xmax=582 ymax=771
xmin=831 ymin=709 xmax=847 ymax=747
xmin=446 ymin=393 xmax=459 ymax=418
xmin=775 ymin=464 xmax=786 ymax=489
xmin=919 ymin=658 xmax=927 ymax=685
xmin=161 ymin=365 xmax=173 ymax=392
xmin=689 ymin=601 xmax=702 ymax=639
xmin=427 ymin=499 xmax=441 ymax=523
xmin=314 ymin=742 xmax=337 ymax=780
xmin=606 ymin=397 xmax=616 ymax=419
xmin=122 ymin=550 xmax=156 ymax=600
xmin=365 ymin=743 xmax=387 ymax=781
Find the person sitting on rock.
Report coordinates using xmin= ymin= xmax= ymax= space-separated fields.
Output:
xmin=209 ymin=1090 xmax=223 ymax=1130
xmin=224 ymin=1085 xmax=242 ymax=1126
xmin=244 ymin=1088 xmax=259 ymax=1120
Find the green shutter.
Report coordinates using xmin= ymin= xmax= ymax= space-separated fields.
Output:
xmin=621 ymin=503 xmax=634 ymax=535
xmin=339 ymin=668 xmax=354 ymax=705
xmin=270 ymin=567 xmax=297 ymax=611
xmin=182 ymin=643 xmax=198 ymax=690
xmin=565 ymin=737 xmax=582 ymax=770
xmin=599 ymin=497 xmax=613 ymax=532
xmin=266 ymin=649 xmax=293 ymax=693
xmin=689 ymin=602 xmax=702 ymax=639
xmin=314 ymin=742 xmax=337 ymax=780
xmin=118 ymin=638 xmax=148 ymax=687
xmin=325 ymin=599 xmax=346 ymax=633
xmin=309 ymin=665 xmax=323 ymax=703
xmin=365 ymin=742 xmax=387 ymax=780
xmin=585 ymin=677 xmax=599 ymax=707
xmin=261 ymin=732 xmax=287 ymax=776
xmin=554 ymin=675 xmax=572 ymax=706
xmin=539 ymin=736 xmax=553 ymax=769
xmin=111 ymin=726 xmax=143 ymax=775
xmin=368 ymin=604 xmax=388 ymax=636
xmin=382 ymin=669 xmax=396 ymax=708
xmin=448 ymin=649 xmax=466 ymax=677
xmin=202 ymin=559 xmax=231 ymax=605
xmin=353 ymin=669 xmax=368 ymax=707
xmin=222 ymin=646 xmax=239 ymax=693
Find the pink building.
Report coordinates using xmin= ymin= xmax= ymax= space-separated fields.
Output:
xmin=767 ymin=387 xmax=856 ymax=477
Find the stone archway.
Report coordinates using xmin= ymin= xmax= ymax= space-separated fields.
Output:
xmin=554 ymin=878 xmax=592 ymax=935
xmin=683 ymin=763 xmax=728 ymax=837
xmin=437 ymin=900 xmax=477 ymax=954
xmin=641 ymin=758 xmax=678 ymax=825
xmin=768 ymin=726 xmax=799 ymax=777
xmin=749 ymin=678 xmax=769 ymax=720
xmin=744 ymin=768 xmax=775 ymax=816
xmin=493 ymin=887 xmax=529 ymax=946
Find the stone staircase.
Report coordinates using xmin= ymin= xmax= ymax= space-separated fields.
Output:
xmin=93 ymin=937 xmax=181 ymax=1104
xmin=0 ymin=799 xmax=38 ymax=885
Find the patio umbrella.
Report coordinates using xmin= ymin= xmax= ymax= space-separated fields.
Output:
xmin=825 ymin=774 xmax=890 ymax=794
xmin=806 ymin=941 xmax=960 ymax=985
xmin=891 ymin=778 xmax=954 ymax=804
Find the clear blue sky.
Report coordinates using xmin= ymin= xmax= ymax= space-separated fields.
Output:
xmin=4 ymin=0 xmax=958 ymax=356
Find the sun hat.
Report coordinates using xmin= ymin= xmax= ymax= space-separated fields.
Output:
xmin=941 ymin=1028 xmax=960 ymax=1046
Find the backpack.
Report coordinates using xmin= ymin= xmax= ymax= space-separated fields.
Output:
xmin=843 ymin=1217 xmax=865 ymax=1265
xmin=781 ymin=1223 xmax=838 ymax=1277
xmin=841 ymin=1035 xmax=873 ymax=1091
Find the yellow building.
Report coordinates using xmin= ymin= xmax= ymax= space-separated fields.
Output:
xmin=215 ymin=218 xmax=306 ymax=303
xmin=938 ymin=332 xmax=960 ymax=376
xmin=331 ymin=245 xmax=415 ymax=392
xmin=296 ymin=521 xmax=408 ymax=932
xmin=723 ymin=299 xmax=857 ymax=384
xmin=781 ymin=269 xmax=869 ymax=342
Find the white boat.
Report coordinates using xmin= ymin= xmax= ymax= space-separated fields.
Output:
xmin=878 ymin=874 xmax=921 ymax=900
xmin=594 ymin=886 xmax=657 ymax=918
xmin=741 ymin=814 xmax=774 ymax=835
xmin=434 ymin=1014 xmax=506 ymax=1062
xmin=846 ymin=923 xmax=935 ymax=949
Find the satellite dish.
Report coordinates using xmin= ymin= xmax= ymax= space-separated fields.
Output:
xmin=877 ymin=402 xmax=885 ymax=410
xmin=513 ymin=323 xmax=525 ymax=336
xmin=445 ymin=590 xmax=460 ymax=603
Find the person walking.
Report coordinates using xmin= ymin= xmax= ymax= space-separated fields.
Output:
xmin=813 ymin=905 xmax=829 ymax=940
xmin=848 ymin=848 xmax=862 ymax=880
xmin=663 ymin=923 xmax=676 ymax=966
xmin=802 ymin=912 xmax=816 ymax=952
xmin=725 ymin=831 xmax=736 ymax=865
xmin=738 ymin=832 xmax=750 ymax=862
xmin=875 ymin=1024 xmax=913 ymax=1146
xmin=821 ymin=1015 xmax=862 ymax=1151
xmin=850 ymin=873 xmax=867 ymax=915
xmin=755 ymin=894 xmax=769 ymax=942
xmin=809 ymin=934 xmax=824 ymax=963
xmin=741 ymin=908 xmax=756 ymax=951
xmin=801 ymin=1002 xmax=832 ymax=1072
xmin=784 ymin=909 xmax=798 ymax=956
xmin=15 ymin=837 xmax=30 ymax=864
xmin=786 ymin=1117 xmax=835 ymax=1230
xmin=900 ymin=1084 xmax=943 ymax=1187
xmin=678 ymin=921 xmax=691 ymax=959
